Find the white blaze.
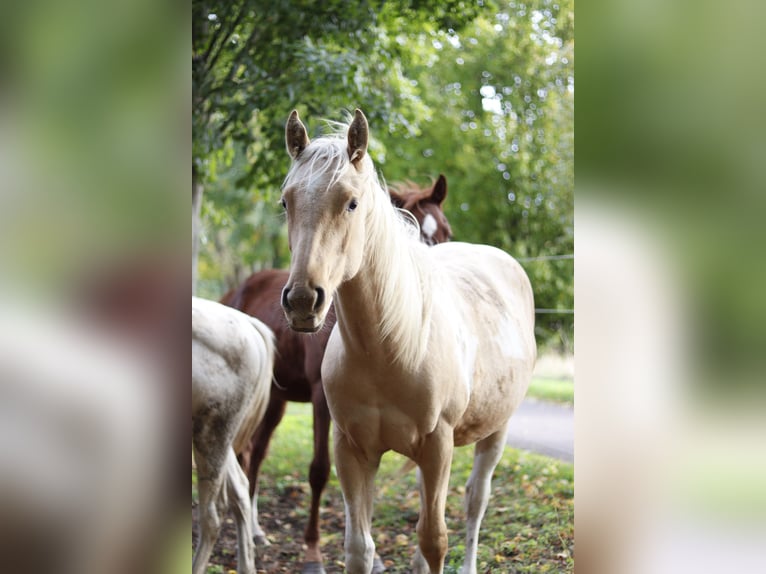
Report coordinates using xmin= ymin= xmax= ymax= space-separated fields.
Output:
xmin=421 ymin=213 xmax=437 ymax=238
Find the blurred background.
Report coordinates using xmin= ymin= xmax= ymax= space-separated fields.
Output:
xmin=1 ymin=0 xmax=186 ymax=572
xmin=576 ymin=0 xmax=766 ymax=572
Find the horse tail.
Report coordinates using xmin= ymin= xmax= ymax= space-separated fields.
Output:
xmin=232 ymin=316 xmax=276 ymax=455
xmin=395 ymin=459 xmax=418 ymax=479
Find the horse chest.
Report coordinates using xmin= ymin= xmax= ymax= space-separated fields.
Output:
xmin=323 ymin=355 xmax=462 ymax=454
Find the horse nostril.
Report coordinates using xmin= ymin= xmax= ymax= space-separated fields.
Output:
xmin=281 ymin=287 xmax=292 ymax=311
xmin=314 ymin=287 xmax=325 ymax=311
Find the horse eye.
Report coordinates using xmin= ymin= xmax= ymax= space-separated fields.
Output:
xmin=280 ymin=198 xmax=287 ymax=210
xmin=347 ymin=199 xmax=358 ymax=212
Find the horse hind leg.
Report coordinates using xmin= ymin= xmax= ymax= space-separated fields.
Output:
xmin=246 ymin=396 xmax=287 ymax=545
xmin=192 ymin=449 xmax=227 ymax=574
xmin=461 ymin=426 xmax=508 ymax=574
xmin=303 ymin=385 xmax=331 ymax=572
xmin=225 ymin=449 xmax=256 ymax=574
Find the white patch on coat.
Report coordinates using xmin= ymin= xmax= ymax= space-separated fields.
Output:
xmin=495 ymin=315 xmax=526 ymax=360
xmin=458 ymin=333 xmax=479 ymax=393
xmin=421 ymin=213 xmax=438 ymax=238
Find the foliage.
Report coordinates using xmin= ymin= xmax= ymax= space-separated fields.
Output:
xmin=376 ymin=1 xmax=574 ymax=350
xmin=193 ymin=0 xmax=574 ymax=351
xmin=193 ymin=0 xmax=489 ymax=292
xmin=192 ymin=0 xmax=483 ymax=184
xmin=196 ymin=140 xmax=290 ymax=296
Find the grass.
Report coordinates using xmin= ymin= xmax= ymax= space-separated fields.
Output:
xmin=248 ymin=402 xmax=574 ymax=573
xmin=526 ymin=377 xmax=574 ymax=404
xmin=373 ymin=449 xmax=574 ymax=573
xmin=193 ymin=394 xmax=574 ymax=573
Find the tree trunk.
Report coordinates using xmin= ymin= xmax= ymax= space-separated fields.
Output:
xmin=192 ymin=165 xmax=203 ymax=295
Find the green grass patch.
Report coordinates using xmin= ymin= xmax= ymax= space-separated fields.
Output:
xmin=526 ymin=377 xmax=574 ymax=404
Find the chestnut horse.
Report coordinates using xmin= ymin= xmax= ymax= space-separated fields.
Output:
xmin=281 ymin=109 xmax=536 ymax=574
xmin=220 ymin=176 xmax=451 ymax=573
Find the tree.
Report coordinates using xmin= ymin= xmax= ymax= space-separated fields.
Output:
xmin=192 ymin=0 xmax=484 ymax=292
xmin=377 ymin=0 xmax=574 ymax=350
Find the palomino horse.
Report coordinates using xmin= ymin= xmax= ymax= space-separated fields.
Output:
xmin=281 ymin=109 xmax=536 ymax=574
xmin=221 ymin=177 xmax=452 ymax=574
xmin=192 ymin=297 xmax=275 ymax=574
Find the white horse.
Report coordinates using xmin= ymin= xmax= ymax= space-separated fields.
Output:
xmin=280 ymin=109 xmax=537 ymax=574
xmin=192 ymin=296 xmax=275 ymax=574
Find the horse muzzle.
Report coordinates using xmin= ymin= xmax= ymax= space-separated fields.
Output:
xmin=281 ymin=284 xmax=327 ymax=333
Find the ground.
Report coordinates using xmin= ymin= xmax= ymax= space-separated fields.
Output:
xmin=192 ymin=480 xmax=348 ymax=573
xmin=192 ymin=401 xmax=574 ymax=574
xmin=192 ymin=356 xmax=575 ymax=573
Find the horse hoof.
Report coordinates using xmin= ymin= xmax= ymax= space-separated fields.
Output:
xmin=253 ymin=533 xmax=270 ymax=547
xmin=372 ymin=555 xmax=386 ymax=573
xmin=302 ymin=561 xmax=326 ymax=574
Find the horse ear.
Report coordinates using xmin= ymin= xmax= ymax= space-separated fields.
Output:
xmin=389 ymin=189 xmax=405 ymax=209
xmin=429 ymin=174 xmax=448 ymax=205
xmin=347 ymin=109 xmax=368 ymax=167
xmin=286 ymin=110 xmax=310 ymax=159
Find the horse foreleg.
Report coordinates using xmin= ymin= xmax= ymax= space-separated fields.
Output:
xmin=334 ymin=428 xmax=381 ymax=574
xmin=304 ymin=385 xmax=331 ymax=567
xmin=461 ymin=426 xmax=508 ymax=574
xmin=246 ymin=396 xmax=287 ymax=545
xmin=412 ymin=425 xmax=453 ymax=574
xmin=225 ymin=449 xmax=256 ymax=574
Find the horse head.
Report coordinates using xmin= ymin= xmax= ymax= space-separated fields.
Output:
xmin=389 ymin=174 xmax=453 ymax=246
xmin=280 ymin=109 xmax=375 ymax=332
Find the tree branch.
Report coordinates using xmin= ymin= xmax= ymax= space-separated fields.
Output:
xmin=200 ymin=15 xmax=261 ymax=111
xmin=204 ymin=0 xmax=248 ymax=81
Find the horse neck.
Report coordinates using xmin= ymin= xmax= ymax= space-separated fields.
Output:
xmin=335 ymin=183 xmax=432 ymax=370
